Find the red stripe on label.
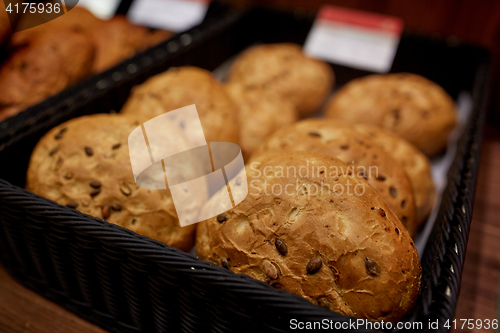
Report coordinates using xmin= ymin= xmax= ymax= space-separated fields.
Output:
xmin=318 ymin=5 xmax=403 ymax=35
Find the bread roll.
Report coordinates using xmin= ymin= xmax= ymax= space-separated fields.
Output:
xmin=122 ymin=66 xmax=240 ymax=144
xmin=196 ymin=152 xmax=421 ymax=321
xmin=12 ymin=8 xmax=171 ymax=73
xmin=225 ymin=83 xmax=298 ymax=158
xmin=353 ymin=124 xmax=436 ymax=227
xmin=0 ymin=31 xmax=94 ymax=121
xmin=27 ymin=113 xmax=200 ymax=251
xmin=253 ymin=119 xmax=417 ymax=236
xmin=85 ymin=16 xmax=172 ymax=73
xmin=228 ymin=43 xmax=334 ymax=117
xmin=325 ymin=73 xmax=456 ymax=157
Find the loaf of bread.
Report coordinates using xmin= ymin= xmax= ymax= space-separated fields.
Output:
xmin=0 ymin=31 xmax=94 ymax=121
xmin=253 ymin=119 xmax=417 ymax=236
xmin=353 ymin=124 xmax=436 ymax=228
xmin=26 ymin=113 xmax=199 ymax=251
xmin=325 ymin=73 xmax=457 ymax=157
xmin=227 ymin=43 xmax=334 ymax=117
xmin=225 ymin=83 xmax=298 ymax=158
xmin=196 ymin=152 xmax=421 ymax=321
xmin=122 ymin=66 xmax=240 ymax=144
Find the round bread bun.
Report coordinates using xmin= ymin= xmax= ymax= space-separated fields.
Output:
xmin=353 ymin=124 xmax=436 ymax=228
xmin=196 ymin=152 xmax=421 ymax=322
xmin=253 ymin=119 xmax=417 ymax=236
xmin=121 ymin=66 xmax=239 ymax=144
xmin=0 ymin=31 xmax=94 ymax=121
xmin=227 ymin=43 xmax=334 ymax=117
xmin=26 ymin=113 xmax=201 ymax=251
xmin=324 ymin=73 xmax=456 ymax=157
xmin=225 ymin=83 xmax=298 ymax=158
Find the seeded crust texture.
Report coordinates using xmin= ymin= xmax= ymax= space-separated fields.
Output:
xmin=122 ymin=67 xmax=240 ymax=144
xmin=225 ymin=83 xmax=298 ymax=158
xmin=353 ymin=124 xmax=436 ymax=228
xmin=0 ymin=31 xmax=94 ymax=121
xmin=325 ymin=73 xmax=457 ymax=157
xmin=227 ymin=43 xmax=334 ymax=117
xmin=26 ymin=113 xmax=199 ymax=251
xmin=196 ymin=152 xmax=421 ymax=322
xmin=253 ymin=119 xmax=417 ymax=236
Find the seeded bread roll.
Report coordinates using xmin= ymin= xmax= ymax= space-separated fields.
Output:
xmin=196 ymin=152 xmax=421 ymax=321
xmin=0 ymin=31 xmax=94 ymax=121
xmin=324 ymin=73 xmax=456 ymax=157
xmin=353 ymin=124 xmax=436 ymax=228
xmin=225 ymin=83 xmax=298 ymax=158
xmin=227 ymin=43 xmax=334 ymax=117
xmin=27 ymin=113 xmax=200 ymax=251
xmin=122 ymin=66 xmax=240 ymax=144
xmin=253 ymin=119 xmax=417 ymax=236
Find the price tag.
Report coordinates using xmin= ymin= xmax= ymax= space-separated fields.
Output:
xmin=127 ymin=0 xmax=210 ymax=32
xmin=304 ymin=5 xmax=403 ymax=73
xmin=77 ymin=0 xmax=122 ymax=19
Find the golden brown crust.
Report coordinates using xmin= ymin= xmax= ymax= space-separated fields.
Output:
xmin=253 ymin=119 xmax=417 ymax=236
xmin=86 ymin=16 xmax=172 ymax=73
xmin=27 ymin=113 xmax=197 ymax=252
xmin=227 ymin=43 xmax=334 ymax=117
xmin=225 ymin=83 xmax=298 ymax=159
xmin=353 ymin=124 xmax=436 ymax=228
xmin=196 ymin=152 xmax=421 ymax=321
xmin=121 ymin=66 xmax=240 ymax=144
xmin=12 ymin=8 xmax=171 ymax=73
xmin=324 ymin=73 xmax=457 ymax=157
xmin=11 ymin=7 xmax=102 ymax=46
xmin=0 ymin=31 xmax=94 ymax=121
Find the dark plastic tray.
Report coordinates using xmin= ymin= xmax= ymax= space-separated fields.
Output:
xmin=0 ymin=7 xmax=491 ymax=333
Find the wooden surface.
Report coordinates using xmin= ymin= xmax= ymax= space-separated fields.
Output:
xmin=0 ymin=126 xmax=498 ymax=332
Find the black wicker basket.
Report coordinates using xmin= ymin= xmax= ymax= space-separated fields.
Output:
xmin=0 ymin=7 xmax=491 ymax=333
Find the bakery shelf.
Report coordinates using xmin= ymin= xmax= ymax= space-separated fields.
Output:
xmin=0 ymin=6 xmax=490 ymax=333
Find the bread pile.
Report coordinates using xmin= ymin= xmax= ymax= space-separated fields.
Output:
xmin=0 ymin=7 xmax=172 ymax=121
xmin=27 ymin=42 xmax=459 ymax=322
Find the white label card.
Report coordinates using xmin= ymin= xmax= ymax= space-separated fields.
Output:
xmin=127 ymin=0 xmax=210 ymax=33
xmin=304 ymin=5 xmax=403 ymax=73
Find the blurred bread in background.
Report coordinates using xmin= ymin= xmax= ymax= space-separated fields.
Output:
xmin=225 ymin=83 xmax=298 ymax=158
xmin=0 ymin=31 xmax=94 ymax=121
xmin=0 ymin=7 xmax=172 ymax=121
xmin=325 ymin=73 xmax=457 ymax=157
xmin=121 ymin=66 xmax=240 ymax=144
xmin=228 ymin=43 xmax=334 ymax=117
